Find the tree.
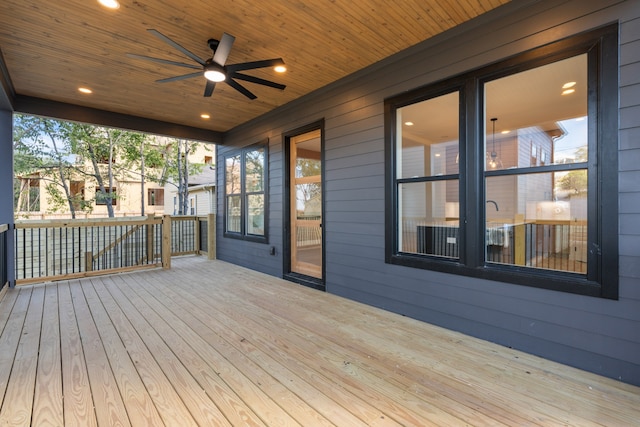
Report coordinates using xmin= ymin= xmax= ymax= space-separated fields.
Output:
xmin=295 ymin=156 xmax=321 ymax=216
xmin=143 ymin=138 xmax=206 ymax=215
xmin=62 ymin=124 xmax=148 ymax=217
xmin=13 ymin=115 xmax=207 ymax=218
xmin=557 ymin=147 xmax=588 ymax=197
xmin=13 ymin=115 xmax=81 ymax=217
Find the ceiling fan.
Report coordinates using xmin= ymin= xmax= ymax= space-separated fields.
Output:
xmin=128 ymin=29 xmax=286 ymax=100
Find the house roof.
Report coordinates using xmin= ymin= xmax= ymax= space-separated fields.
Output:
xmin=0 ymin=1 xmax=509 ymax=143
xmin=189 ymin=165 xmax=216 ymax=187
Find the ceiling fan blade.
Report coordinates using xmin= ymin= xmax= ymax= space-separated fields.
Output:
xmin=156 ymin=72 xmax=203 ymax=83
xmin=231 ymin=72 xmax=286 ymax=90
xmin=204 ymin=81 xmax=216 ymax=97
xmin=227 ymin=58 xmax=284 ymax=72
xmin=127 ymin=53 xmax=201 ymax=70
xmin=147 ymin=29 xmax=206 ymax=66
xmin=226 ymin=78 xmax=257 ymax=100
xmin=212 ymin=32 xmax=235 ymax=66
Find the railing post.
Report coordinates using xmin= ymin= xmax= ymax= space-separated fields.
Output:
xmin=146 ymin=214 xmax=154 ymax=263
xmin=85 ymin=251 xmax=94 ymax=272
xmin=514 ymin=213 xmax=526 ymax=266
xmin=194 ymin=216 xmax=201 ymax=256
xmin=207 ymin=213 xmax=216 ymax=260
xmin=162 ymin=215 xmax=171 ymax=269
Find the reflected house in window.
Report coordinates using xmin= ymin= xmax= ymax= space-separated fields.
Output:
xmin=223 ymin=143 xmax=268 ymax=242
xmin=389 ymin=43 xmax=602 ymax=285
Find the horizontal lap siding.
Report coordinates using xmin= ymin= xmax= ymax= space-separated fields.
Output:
xmin=218 ymin=0 xmax=640 ymax=384
xmin=618 ymin=10 xmax=640 ymax=375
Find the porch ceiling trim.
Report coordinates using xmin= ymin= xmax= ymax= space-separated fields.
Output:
xmin=14 ymin=95 xmax=222 ymax=143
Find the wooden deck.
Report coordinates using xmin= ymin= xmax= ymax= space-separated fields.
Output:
xmin=0 ymin=257 xmax=638 ymax=426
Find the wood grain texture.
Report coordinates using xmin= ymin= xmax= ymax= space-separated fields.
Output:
xmin=0 ymin=256 xmax=638 ymax=426
xmin=0 ymin=286 xmax=43 ymax=426
xmin=0 ymin=0 xmax=508 ymax=133
xmin=32 ymin=284 xmax=64 ymax=427
xmin=58 ymin=281 xmax=98 ymax=427
xmin=68 ymin=281 xmax=131 ymax=427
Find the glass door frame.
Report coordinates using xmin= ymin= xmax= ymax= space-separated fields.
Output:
xmin=283 ymin=120 xmax=325 ymax=291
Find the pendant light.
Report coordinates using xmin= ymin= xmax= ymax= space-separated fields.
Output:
xmin=487 ymin=117 xmax=503 ymax=170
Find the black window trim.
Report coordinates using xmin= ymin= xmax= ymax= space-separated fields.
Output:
xmin=223 ymin=139 xmax=269 ymax=244
xmin=385 ymin=24 xmax=619 ymax=299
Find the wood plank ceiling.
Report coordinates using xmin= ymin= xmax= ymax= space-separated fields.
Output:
xmin=0 ymin=0 xmax=508 ymax=135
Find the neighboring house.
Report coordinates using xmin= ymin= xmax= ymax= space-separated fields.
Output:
xmin=15 ymin=162 xmax=167 ymax=219
xmin=15 ymin=137 xmax=213 ymax=219
xmin=164 ymin=146 xmax=216 ymax=216
xmin=216 ymin=0 xmax=640 ymax=385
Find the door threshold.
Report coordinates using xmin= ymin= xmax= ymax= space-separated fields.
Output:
xmin=283 ymin=273 xmax=325 ymax=291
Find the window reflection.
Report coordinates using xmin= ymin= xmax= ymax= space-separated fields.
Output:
xmin=224 ymin=145 xmax=267 ymax=238
xmin=225 ymin=155 xmax=241 ymax=195
xmin=484 ymin=54 xmax=588 ymax=273
xmin=245 ymin=148 xmax=264 ymax=193
xmin=396 ymin=91 xmax=460 ymax=259
xmin=397 ymin=91 xmax=459 ymax=179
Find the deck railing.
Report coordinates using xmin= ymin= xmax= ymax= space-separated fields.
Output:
xmin=403 ymin=218 xmax=587 ymax=274
xmin=0 ymin=224 xmax=8 ymax=290
xmin=13 ymin=214 xmax=215 ymax=285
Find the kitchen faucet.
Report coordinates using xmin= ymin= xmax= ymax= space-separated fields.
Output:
xmin=486 ymin=200 xmax=499 ymax=211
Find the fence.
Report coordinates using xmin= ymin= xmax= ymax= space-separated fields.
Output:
xmin=13 ymin=214 xmax=215 ymax=285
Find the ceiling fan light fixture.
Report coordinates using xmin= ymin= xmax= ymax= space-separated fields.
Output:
xmin=204 ymin=63 xmax=226 ymax=82
xmin=98 ymin=0 xmax=120 ymax=9
xmin=274 ymin=65 xmax=287 ymax=73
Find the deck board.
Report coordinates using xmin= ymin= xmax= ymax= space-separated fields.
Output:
xmin=96 ymin=275 xmax=232 ymax=427
xmin=0 ymin=256 xmax=638 ymax=426
xmin=69 ymin=280 xmax=131 ymax=427
xmin=81 ymin=278 xmax=166 ymax=427
xmin=32 ymin=284 xmax=64 ymax=427
xmin=0 ymin=286 xmax=41 ymax=427
xmin=58 ymin=281 xmax=98 ymax=427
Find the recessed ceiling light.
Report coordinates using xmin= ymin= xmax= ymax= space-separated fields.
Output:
xmin=98 ymin=0 xmax=120 ymax=9
xmin=404 ymin=121 xmax=414 ymax=126
xmin=435 ymin=153 xmax=441 ymax=157
xmin=562 ymin=88 xmax=576 ymax=95
xmin=562 ymin=81 xmax=576 ymax=89
xmin=78 ymin=87 xmax=93 ymax=94
xmin=501 ymin=130 xmax=510 ymax=134
xmin=200 ymin=114 xmax=210 ymax=119
xmin=274 ymin=65 xmax=287 ymax=73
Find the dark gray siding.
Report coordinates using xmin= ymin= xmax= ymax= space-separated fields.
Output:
xmin=218 ymin=0 xmax=640 ymax=384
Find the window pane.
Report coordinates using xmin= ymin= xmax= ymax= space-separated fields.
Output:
xmin=247 ymin=194 xmax=265 ymax=236
xmin=225 ymin=155 xmax=241 ymax=195
xmin=398 ymin=180 xmax=459 ymax=258
xmin=226 ymin=195 xmax=241 ymax=233
xmin=397 ymin=92 xmax=459 ymax=179
xmin=484 ymin=54 xmax=588 ymax=170
xmin=485 ymin=171 xmax=587 ymax=273
xmin=245 ymin=148 xmax=265 ymax=193
xmin=296 ymin=156 xmax=321 ymax=179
